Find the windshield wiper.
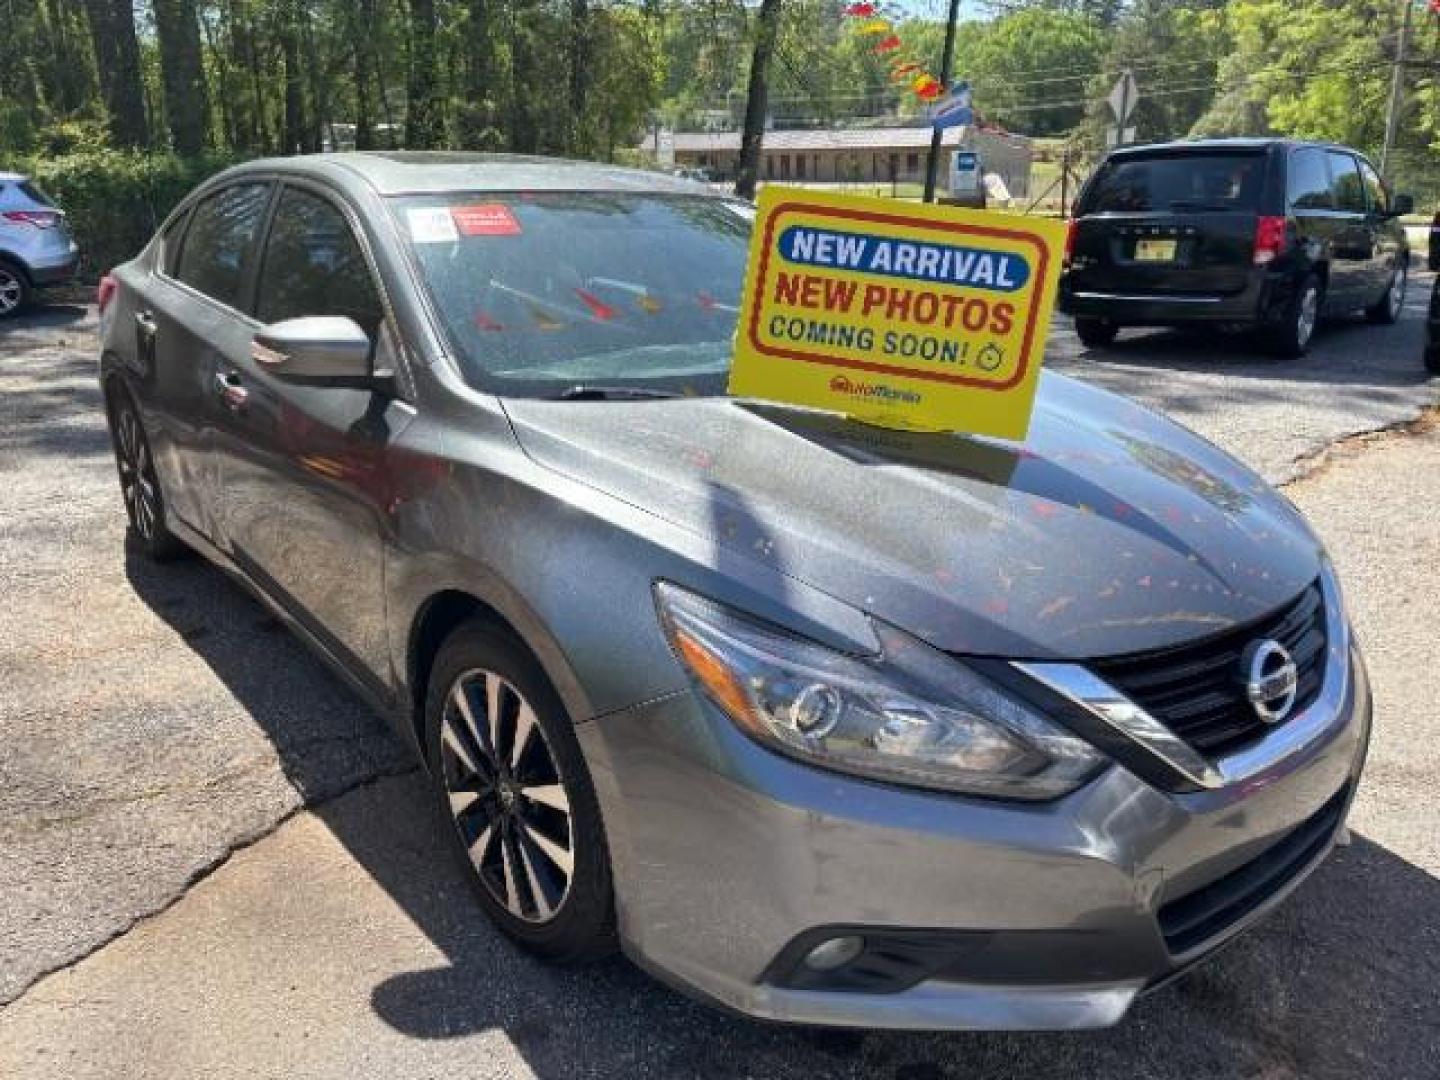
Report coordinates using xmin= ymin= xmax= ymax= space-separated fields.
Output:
xmin=554 ymin=385 xmax=682 ymax=401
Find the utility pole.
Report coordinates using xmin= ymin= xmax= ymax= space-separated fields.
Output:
xmin=1381 ymin=0 xmax=1415 ymax=178
xmin=923 ymin=0 xmax=963 ymax=204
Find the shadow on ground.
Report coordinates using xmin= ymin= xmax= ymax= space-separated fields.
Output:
xmin=125 ymin=547 xmax=1440 ymax=1080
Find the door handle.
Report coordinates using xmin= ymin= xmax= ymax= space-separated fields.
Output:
xmin=215 ymin=371 xmax=249 ymax=412
xmin=134 ymin=310 xmax=158 ymax=336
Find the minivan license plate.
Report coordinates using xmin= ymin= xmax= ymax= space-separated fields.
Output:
xmin=1134 ymin=238 xmax=1177 ymax=261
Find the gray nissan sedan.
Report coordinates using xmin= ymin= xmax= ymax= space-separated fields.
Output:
xmin=97 ymin=153 xmax=1371 ymax=1031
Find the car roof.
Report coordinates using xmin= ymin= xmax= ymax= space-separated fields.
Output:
xmin=1105 ymin=137 xmax=1365 ymax=159
xmin=216 ymin=151 xmax=721 ymax=198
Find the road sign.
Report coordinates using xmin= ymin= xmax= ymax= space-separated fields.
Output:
xmin=1105 ymin=125 xmax=1137 ymax=148
xmin=729 ymin=187 xmax=1066 ymax=439
xmin=1107 ymin=70 xmax=1138 ymax=125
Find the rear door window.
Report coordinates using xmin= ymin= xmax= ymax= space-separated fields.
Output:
xmin=17 ymin=181 xmax=55 ymax=208
xmin=1356 ymin=159 xmax=1387 ymax=214
xmin=1287 ymin=149 xmax=1333 ymax=211
xmin=1082 ymin=153 xmax=1264 ymax=213
xmin=254 ymin=186 xmax=385 ymax=335
xmin=175 ymin=183 xmax=271 ymax=310
xmin=1326 ymin=152 xmax=1366 ymax=214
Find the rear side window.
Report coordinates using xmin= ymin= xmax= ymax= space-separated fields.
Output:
xmin=1357 ymin=159 xmax=1387 ymax=214
xmin=160 ymin=209 xmax=191 ymax=277
xmin=175 ymin=183 xmax=271 ymax=310
xmin=17 ymin=181 xmax=55 ymax=207
xmin=1081 ymin=153 xmax=1264 ymax=213
xmin=1287 ymin=150 xmax=1332 ymax=211
xmin=255 ymin=187 xmax=385 ymax=335
xmin=1326 ymin=153 xmax=1366 ymax=214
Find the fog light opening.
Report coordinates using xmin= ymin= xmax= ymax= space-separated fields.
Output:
xmin=803 ymin=935 xmax=865 ymax=972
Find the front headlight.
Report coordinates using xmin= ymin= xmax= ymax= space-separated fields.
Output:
xmin=655 ymin=583 xmax=1106 ymax=800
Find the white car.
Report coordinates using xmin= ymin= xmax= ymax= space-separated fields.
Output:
xmin=0 ymin=172 xmax=80 ymax=317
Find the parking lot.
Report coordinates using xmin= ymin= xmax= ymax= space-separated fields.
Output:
xmin=2 ymin=279 xmax=1438 ymax=1079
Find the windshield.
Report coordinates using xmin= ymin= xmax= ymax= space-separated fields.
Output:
xmin=391 ymin=192 xmax=752 ymax=397
xmin=1081 ymin=152 xmax=1265 ymax=214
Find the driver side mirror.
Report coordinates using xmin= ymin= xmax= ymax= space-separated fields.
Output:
xmin=251 ymin=316 xmax=378 ymax=389
xmin=1390 ymin=193 xmax=1415 ymax=217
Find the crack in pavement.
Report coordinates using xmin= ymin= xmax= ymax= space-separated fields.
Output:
xmin=0 ymin=764 xmax=418 ymax=1009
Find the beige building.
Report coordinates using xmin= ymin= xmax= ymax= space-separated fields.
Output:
xmin=654 ymin=125 xmax=1033 ymax=198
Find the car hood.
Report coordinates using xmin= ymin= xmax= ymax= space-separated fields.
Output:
xmin=504 ymin=372 xmax=1322 ymax=659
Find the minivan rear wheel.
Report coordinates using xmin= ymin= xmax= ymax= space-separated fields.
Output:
xmin=1366 ymin=260 xmax=1406 ymax=325
xmin=1266 ymin=274 xmax=1321 ymax=358
xmin=424 ymin=620 xmax=617 ymax=963
xmin=1075 ymin=317 xmax=1119 ymax=348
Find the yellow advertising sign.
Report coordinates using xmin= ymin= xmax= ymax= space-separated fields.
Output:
xmin=728 ymin=187 xmax=1066 ymax=439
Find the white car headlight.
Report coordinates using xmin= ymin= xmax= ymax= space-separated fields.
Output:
xmin=655 ymin=583 xmax=1107 ymax=800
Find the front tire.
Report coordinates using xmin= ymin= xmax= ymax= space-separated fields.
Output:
xmin=0 ymin=260 xmax=31 ymax=319
xmin=109 ymin=390 xmax=187 ymax=561
xmin=1075 ymin=317 xmax=1119 ymax=348
xmin=1366 ymin=260 xmax=1406 ymax=325
xmin=424 ymin=621 xmax=617 ymax=963
xmin=1266 ymin=273 xmax=1321 ymax=358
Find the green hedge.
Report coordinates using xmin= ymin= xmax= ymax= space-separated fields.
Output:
xmin=8 ymin=151 xmax=243 ymax=282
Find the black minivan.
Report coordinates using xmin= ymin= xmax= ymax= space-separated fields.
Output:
xmin=1059 ymin=139 xmax=1413 ymax=356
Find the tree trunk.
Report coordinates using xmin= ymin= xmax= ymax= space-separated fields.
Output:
xmin=567 ymin=0 xmax=589 ymax=155
xmin=281 ymin=0 xmax=305 ymax=153
xmin=508 ymin=0 xmax=538 ymax=152
xmin=735 ymin=0 xmax=781 ymax=200
xmin=152 ymin=0 xmax=209 ymax=153
xmin=84 ymin=0 xmax=149 ymax=147
xmin=406 ymin=0 xmax=443 ymax=148
xmin=465 ymin=0 xmax=492 ymax=100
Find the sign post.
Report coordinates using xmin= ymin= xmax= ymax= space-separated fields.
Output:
xmin=922 ymin=0 xmax=964 ymax=203
xmin=729 ymin=188 xmax=1066 ymax=440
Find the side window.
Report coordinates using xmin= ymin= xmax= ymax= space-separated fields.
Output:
xmin=160 ymin=208 xmax=192 ymax=277
xmin=1357 ymin=159 xmax=1387 ymax=214
xmin=175 ymin=184 xmax=271 ymax=309
xmin=1326 ymin=152 xmax=1366 ymax=214
xmin=1287 ymin=150 xmax=1332 ymax=211
xmin=255 ymin=187 xmax=384 ymax=336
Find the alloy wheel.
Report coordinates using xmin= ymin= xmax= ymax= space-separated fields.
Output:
xmin=115 ymin=404 xmax=160 ymax=540
xmin=0 ymin=268 xmax=22 ymax=315
xmin=1296 ymin=285 xmax=1318 ymax=349
xmin=439 ymin=668 xmax=575 ymax=923
xmin=1389 ymin=264 xmax=1406 ymax=320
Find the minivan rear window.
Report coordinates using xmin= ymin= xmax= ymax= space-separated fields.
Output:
xmin=1081 ymin=153 xmax=1265 ymax=214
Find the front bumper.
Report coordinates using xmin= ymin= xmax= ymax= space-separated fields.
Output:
xmin=580 ymin=628 xmax=1371 ymax=1031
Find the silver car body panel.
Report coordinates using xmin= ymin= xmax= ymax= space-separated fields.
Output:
xmin=96 ymin=153 xmax=1372 ymax=1031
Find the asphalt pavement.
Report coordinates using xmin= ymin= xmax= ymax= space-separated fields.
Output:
xmin=1 ymin=279 xmax=1437 ymax=1078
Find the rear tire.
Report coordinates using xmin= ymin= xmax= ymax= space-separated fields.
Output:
xmin=424 ymin=620 xmax=617 ymax=963
xmin=1425 ymin=344 xmax=1440 ymax=375
xmin=0 ymin=260 xmax=31 ymax=319
xmin=1366 ymin=260 xmax=1406 ymax=325
xmin=1266 ymin=274 xmax=1321 ymax=358
xmin=1075 ymin=317 xmax=1119 ymax=348
xmin=108 ymin=389 xmax=187 ymax=561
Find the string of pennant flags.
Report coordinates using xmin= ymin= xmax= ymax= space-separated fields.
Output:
xmin=841 ymin=2 xmax=994 ymax=132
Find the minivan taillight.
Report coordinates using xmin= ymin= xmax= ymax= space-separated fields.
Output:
xmin=1063 ymin=218 xmax=1078 ymax=267
xmin=2 ymin=209 xmax=62 ymax=229
xmin=97 ymin=274 xmax=117 ymax=314
xmin=1253 ymin=216 xmax=1288 ymax=266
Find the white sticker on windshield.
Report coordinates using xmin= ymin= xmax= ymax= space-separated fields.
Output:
xmin=407 ymin=207 xmax=459 ymax=244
